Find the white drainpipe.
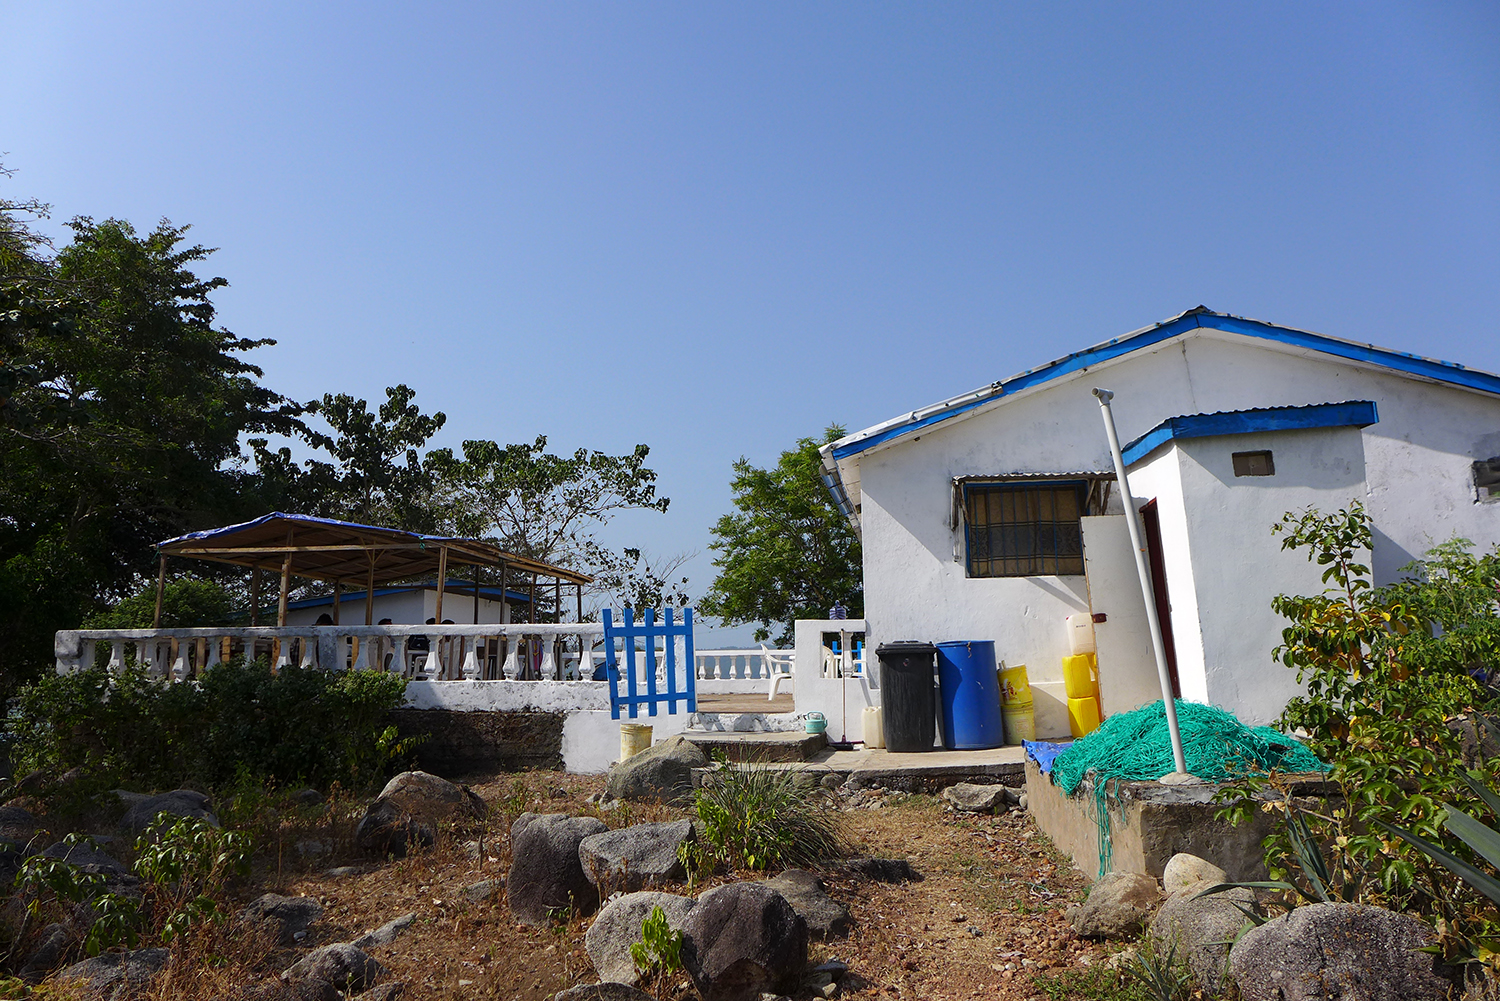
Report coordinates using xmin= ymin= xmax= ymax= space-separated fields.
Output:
xmin=1092 ymin=388 xmax=1190 ymax=779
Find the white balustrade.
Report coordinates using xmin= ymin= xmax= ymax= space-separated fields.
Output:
xmin=693 ymin=648 xmax=794 ymax=680
xmin=53 ymin=623 xmax=608 ymax=683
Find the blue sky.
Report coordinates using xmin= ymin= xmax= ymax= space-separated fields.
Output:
xmin=3 ymin=3 xmax=1498 ymax=645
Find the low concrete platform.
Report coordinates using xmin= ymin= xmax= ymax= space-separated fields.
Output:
xmin=690 ymin=742 xmax=1028 ymax=793
xmin=683 ymin=729 xmax=827 ymax=762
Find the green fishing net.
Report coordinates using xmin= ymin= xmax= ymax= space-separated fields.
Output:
xmin=1048 ymin=699 xmax=1329 ymax=876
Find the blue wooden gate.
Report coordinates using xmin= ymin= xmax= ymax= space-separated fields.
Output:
xmin=604 ymin=607 xmax=696 ymax=719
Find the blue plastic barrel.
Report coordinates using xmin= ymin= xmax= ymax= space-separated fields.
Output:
xmin=935 ymin=640 xmax=1005 ymax=750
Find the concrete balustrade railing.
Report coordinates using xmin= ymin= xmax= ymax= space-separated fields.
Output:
xmin=53 ymin=623 xmax=607 ymax=683
xmin=693 ymin=648 xmax=790 ymax=680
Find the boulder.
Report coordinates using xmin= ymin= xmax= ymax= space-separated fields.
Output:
xmin=507 ymin=812 xmax=609 ymax=925
xmin=0 ymin=804 xmax=37 ymax=848
xmin=461 ymin=879 xmax=500 ymax=904
xmin=681 ymin=882 xmax=807 ymax=1001
xmin=120 ymin=789 xmax=218 ymax=835
xmin=227 ymin=980 xmax=340 ymax=1001
xmin=1148 ymin=886 xmax=1257 ymax=993
xmin=351 ymin=984 xmax=405 ymax=1001
xmin=240 ymin=893 xmax=324 ymax=945
xmin=833 ymin=857 xmax=922 ymax=883
xmin=1070 ymin=871 xmax=1162 ymax=940
xmin=350 ymin=913 xmax=416 ymax=949
xmin=354 ymin=771 xmax=485 ymax=857
xmin=579 ymin=819 xmax=694 ymax=891
xmin=941 ymin=783 xmax=1014 ymax=813
xmin=1229 ymin=903 xmax=1452 ymax=1001
xmin=17 ymin=922 xmax=72 ymax=982
xmin=585 ymin=890 xmax=696 ymax=985
xmin=58 ymin=947 xmax=170 ymax=999
xmin=282 ymin=943 xmax=386 ymax=993
xmin=604 ymin=736 xmax=708 ymax=805
xmin=1162 ymin=853 xmax=1229 ymax=898
xmin=40 ymin=840 xmax=130 ymax=877
xmin=554 ymin=985 xmax=654 ymax=1001
xmin=758 ymin=870 xmax=850 ymax=940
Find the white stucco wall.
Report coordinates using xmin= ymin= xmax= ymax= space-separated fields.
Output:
xmin=855 ymin=328 xmax=1500 ymax=728
xmin=284 ymin=590 xmax=511 ymax=627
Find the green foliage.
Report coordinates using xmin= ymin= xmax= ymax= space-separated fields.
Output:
xmin=83 ymin=574 xmax=239 ymax=630
xmin=692 ymin=757 xmax=846 ymax=871
xmin=134 ymin=812 xmax=252 ymax=942
xmin=1199 ymin=800 xmax=1363 ymax=922
xmin=1030 ymin=965 xmax=1156 ymax=1001
xmin=1218 ymin=503 xmax=1500 ymax=964
xmin=699 ymin=425 xmax=862 ymax=644
xmin=10 ymin=835 xmax=142 ymax=956
xmin=1120 ymin=936 xmax=1193 ymax=1001
xmin=9 ymin=659 xmax=412 ymax=794
xmin=629 ymin=904 xmax=684 ymax=1001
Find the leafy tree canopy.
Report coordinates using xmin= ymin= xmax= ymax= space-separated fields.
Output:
xmin=699 ymin=425 xmax=862 ymax=644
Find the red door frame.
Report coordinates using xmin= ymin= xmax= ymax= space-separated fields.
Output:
xmin=1139 ymin=499 xmax=1181 ymax=700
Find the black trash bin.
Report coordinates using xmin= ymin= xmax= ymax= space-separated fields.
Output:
xmin=875 ymin=641 xmax=937 ymax=752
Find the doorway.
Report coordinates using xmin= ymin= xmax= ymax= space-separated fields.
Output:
xmin=1139 ymin=500 xmax=1181 ymax=700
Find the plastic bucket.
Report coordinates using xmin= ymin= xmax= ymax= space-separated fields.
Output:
xmin=999 ymin=663 xmax=1035 ymax=745
xmin=935 ymin=640 xmax=1005 ymax=750
xmin=619 ymin=723 xmax=653 ymax=760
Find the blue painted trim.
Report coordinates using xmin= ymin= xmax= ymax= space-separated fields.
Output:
xmin=1120 ymin=401 xmax=1379 ymax=465
xmin=828 ymin=312 xmax=1500 ymax=464
xmin=604 ymin=606 xmax=696 ymax=719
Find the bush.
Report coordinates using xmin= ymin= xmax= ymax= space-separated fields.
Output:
xmin=692 ymin=757 xmax=846 ymax=871
xmin=8 ymin=658 xmax=412 ymax=795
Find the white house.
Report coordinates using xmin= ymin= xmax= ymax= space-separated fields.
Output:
xmin=820 ymin=307 xmax=1500 ymax=736
xmin=282 ymin=580 xmax=529 ymax=627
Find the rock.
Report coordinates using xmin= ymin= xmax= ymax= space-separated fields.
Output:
xmin=0 ymin=804 xmax=37 ymax=847
xmin=681 ymin=882 xmax=808 ymax=1001
xmin=351 ymin=982 xmax=405 ymax=1001
xmin=507 ymin=812 xmax=609 ymax=924
xmin=941 ymin=783 xmax=1013 ymax=813
xmin=553 ymin=985 xmax=654 ymax=1001
xmin=1148 ymin=885 xmax=1257 ymax=992
xmin=585 ymin=890 xmax=697 ymax=985
xmin=1229 ymin=902 xmax=1452 ymax=1001
xmin=350 ymin=913 xmax=417 ymax=949
xmin=291 ymin=788 xmax=325 ymax=808
xmin=1017 ymin=792 xmax=1029 ymax=811
xmin=355 ymin=770 xmax=485 ymax=857
xmin=40 ymin=840 xmax=130 ymax=877
xmin=604 ymin=735 xmax=709 ymax=805
xmin=324 ymin=866 xmax=363 ymax=878
xmin=758 ymin=870 xmax=850 ymax=940
xmin=240 ymin=893 xmax=325 ymax=946
xmin=354 ymin=798 xmax=435 ymax=858
xmin=282 ymin=943 xmax=386 ymax=993
xmin=1071 ymin=871 xmax=1162 ymax=939
xmin=228 ymin=980 xmax=340 ymax=1001
xmin=57 ymin=947 xmax=170 ymax=999
xmin=1162 ymin=853 xmax=1230 ymax=898
xmin=833 ymin=857 xmax=922 ymax=883
xmin=18 ymin=922 xmax=72 ymax=982
xmin=461 ymin=878 xmax=500 ymax=904
xmin=579 ymin=819 xmax=694 ymax=891
xmin=120 ymin=789 xmax=218 ymax=835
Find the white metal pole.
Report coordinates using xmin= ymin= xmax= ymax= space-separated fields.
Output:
xmin=1092 ymin=388 xmax=1190 ymax=778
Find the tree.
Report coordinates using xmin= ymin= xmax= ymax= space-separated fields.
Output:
xmin=699 ymin=426 xmax=862 ymax=644
xmin=0 ymin=189 xmax=303 ymax=694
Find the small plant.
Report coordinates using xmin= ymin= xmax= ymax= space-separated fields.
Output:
xmin=1198 ymin=798 xmax=1362 ymax=922
xmin=692 ymin=754 xmax=846 ymax=871
xmin=629 ymin=904 xmax=684 ymax=1001
xmin=134 ymin=812 xmax=252 ymax=942
xmin=1121 ymin=937 xmax=1193 ymax=1001
xmin=9 ymin=836 xmax=143 ymax=957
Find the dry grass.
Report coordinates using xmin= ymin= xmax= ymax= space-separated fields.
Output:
xmin=9 ymin=769 xmax=1136 ymax=1001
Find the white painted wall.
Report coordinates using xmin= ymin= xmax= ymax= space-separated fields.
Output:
xmin=855 ymin=328 xmax=1500 ymax=728
xmin=284 ymin=589 xmax=512 ymax=627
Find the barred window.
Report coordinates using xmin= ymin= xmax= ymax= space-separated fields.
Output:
xmin=965 ymin=480 xmax=1089 ymax=577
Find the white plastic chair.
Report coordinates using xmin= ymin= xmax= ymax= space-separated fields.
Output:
xmin=762 ymin=644 xmax=795 ymax=700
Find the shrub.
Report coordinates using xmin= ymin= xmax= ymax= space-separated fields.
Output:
xmin=8 ymin=657 xmax=413 ymax=795
xmin=1217 ymin=503 xmax=1500 ymax=965
xmin=692 ymin=756 xmax=846 ymax=871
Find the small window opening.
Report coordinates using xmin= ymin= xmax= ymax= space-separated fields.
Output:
xmin=964 ymin=480 xmax=1090 ymax=577
xmin=1475 ymin=457 xmax=1500 ymax=501
xmin=1233 ymin=450 xmax=1275 ymax=477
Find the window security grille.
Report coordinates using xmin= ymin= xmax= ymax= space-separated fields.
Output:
xmin=965 ymin=481 xmax=1088 ymax=577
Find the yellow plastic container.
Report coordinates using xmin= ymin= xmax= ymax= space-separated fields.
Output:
xmin=1068 ymin=696 xmax=1102 ymax=737
xmin=999 ymin=663 xmax=1035 ymax=744
xmin=619 ymin=723 xmax=653 ymax=760
xmin=1062 ymin=653 xmax=1098 ymax=699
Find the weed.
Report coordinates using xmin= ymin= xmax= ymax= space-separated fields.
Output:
xmin=1121 ymin=937 xmax=1194 ymax=1001
xmin=692 ymin=755 xmax=846 ymax=871
xmin=630 ymin=904 xmax=684 ymax=1001
xmin=1030 ymin=966 xmax=1155 ymax=1001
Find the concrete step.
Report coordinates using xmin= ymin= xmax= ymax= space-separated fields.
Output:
xmin=683 ymin=730 xmax=828 ymax=763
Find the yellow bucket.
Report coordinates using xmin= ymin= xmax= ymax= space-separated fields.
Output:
xmin=619 ymin=723 xmax=653 ymax=760
xmin=999 ymin=663 xmax=1035 ymax=745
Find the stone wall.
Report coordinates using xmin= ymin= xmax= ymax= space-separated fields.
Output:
xmin=389 ymin=709 xmax=566 ymax=777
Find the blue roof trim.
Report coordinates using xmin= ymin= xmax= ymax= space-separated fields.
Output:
xmin=1121 ymin=401 xmax=1380 ymax=465
xmin=829 ymin=311 xmax=1500 ymax=463
xmin=287 ymin=581 xmax=532 ymax=610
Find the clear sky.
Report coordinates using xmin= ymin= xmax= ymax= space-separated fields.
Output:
xmin=3 ymin=3 xmax=1498 ymax=646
